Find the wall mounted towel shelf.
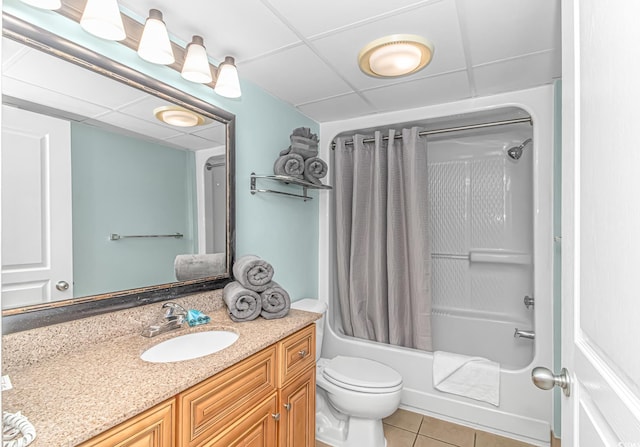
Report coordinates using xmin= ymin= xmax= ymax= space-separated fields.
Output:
xmin=250 ymin=172 xmax=332 ymax=201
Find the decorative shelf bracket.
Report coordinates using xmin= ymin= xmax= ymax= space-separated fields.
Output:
xmin=250 ymin=172 xmax=332 ymax=201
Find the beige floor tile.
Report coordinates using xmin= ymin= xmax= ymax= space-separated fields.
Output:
xmin=383 ymin=408 xmax=424 ymax=433
xmin=383 ymin=423 xmax=417 ymax=447
xmin=475 ymin=431 xmax=536 ymax=447
xmin=418 ymin=416 xmax=475 ymax=447
xmin=414 ymin=434 xmax=458 ymax=447
xmin=316 ymin=440 xmax=334 ymax=447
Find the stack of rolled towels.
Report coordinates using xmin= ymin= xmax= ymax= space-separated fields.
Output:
xmin=273 ymin=127 xmax=328 ymax=185
xmin=223 ymin=255 xmax=291 ymax=322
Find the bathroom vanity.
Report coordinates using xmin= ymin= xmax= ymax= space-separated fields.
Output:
xmin=1 ymin=291 xmax=319 ymax=447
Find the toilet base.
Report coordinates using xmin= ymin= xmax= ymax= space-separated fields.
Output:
xmin=316 ymin=392 xmax=387 ymax=447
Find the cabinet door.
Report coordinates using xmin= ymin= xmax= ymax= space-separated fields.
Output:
xmin=208 ymin=393 xmax=278 ymax=447
xmin=278 ymin=325 xmax=315 ymax=387
xmin=279 ymin=367 xmax=316 ymax=447
xmin=78 ymin=399 xmax=174 ymax=447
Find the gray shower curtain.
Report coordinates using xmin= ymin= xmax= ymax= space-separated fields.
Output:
xmin=334 ymin=127 xmax=432 ymax=351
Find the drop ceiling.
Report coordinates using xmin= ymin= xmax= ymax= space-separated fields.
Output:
xmin=118 ymin=0 xmax=561 ymax=123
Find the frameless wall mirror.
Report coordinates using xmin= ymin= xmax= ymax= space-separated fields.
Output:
xmin=1 ymin=14 xmax=236 ymax=333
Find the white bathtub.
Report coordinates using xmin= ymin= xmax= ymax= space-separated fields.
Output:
xmin=319 ymin=86 xmax=555 ymax=446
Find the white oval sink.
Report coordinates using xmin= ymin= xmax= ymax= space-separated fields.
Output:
xmin=141 ymin=330 xmax=239 ymax=363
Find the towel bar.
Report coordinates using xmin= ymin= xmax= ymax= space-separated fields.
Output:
xmin=109 ymin=233 xmax=183 ymax=241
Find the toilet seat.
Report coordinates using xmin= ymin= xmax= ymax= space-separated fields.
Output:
xmin=322 ymin=356 xmax=403 ymax=394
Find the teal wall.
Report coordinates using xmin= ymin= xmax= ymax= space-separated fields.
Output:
xmin=71 ymin=123 xmax=196 ymax=297
xmin=4 ymin=0 xmax=320 ymax=300
xmin=553 ymin=79 xmax=562 ymax=437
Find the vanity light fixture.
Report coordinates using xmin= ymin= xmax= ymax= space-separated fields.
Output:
xmin=137 ymin=9 xmax=175 ymax=65
xmin=214 ymin=57 xmax=242 ymax=99
xmin=181 ymin=36 xmax=213 ymax=84
xmin=18 ymin=0 xmax=61 ymax=10
xmin=80 ymin=0 xmax=126 ymax=41
xmin=153 ymin=105 xmax=205 ymax=128
xmin=358 ymin=34 xmax=434 ymax=78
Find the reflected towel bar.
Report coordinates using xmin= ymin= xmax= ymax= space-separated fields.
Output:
xmin=109 ymin=233 xmax=184 ymax=241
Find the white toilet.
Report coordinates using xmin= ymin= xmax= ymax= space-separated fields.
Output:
xmin=291 ymin=299 xmax=403 ymax=447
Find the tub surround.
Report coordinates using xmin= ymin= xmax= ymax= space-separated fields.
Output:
xmin=1 ymin=290 xmax=320 ymax=447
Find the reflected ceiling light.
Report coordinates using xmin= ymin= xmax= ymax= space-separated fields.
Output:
xmin=214 ymin=57 xmax=242 ymax=99
xmin=138 ymin=9 xmax=175 ymax=65
xmin=358 ymin=34 xmax=434 ymax=78
xmin=154 ymin=105 xmax=205 ymax=127
xmin=80 ymin=0 xmax=126 ymax=41
xmin=18 ymin=0 xmax=61 ymax=10
xmin=181 ymin=36 xmax=213 ymax=83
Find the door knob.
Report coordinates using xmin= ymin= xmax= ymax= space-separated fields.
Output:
xmin=531 ymin=366 xmax=571 ymax=397
xmin=56 ymin=281 xmax=70 ymax=291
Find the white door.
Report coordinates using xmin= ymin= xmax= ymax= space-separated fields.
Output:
xmin=1 ymin=105 xmax=73 ymax=307
xmin=559 ymin=0 xmax=640 ymax=445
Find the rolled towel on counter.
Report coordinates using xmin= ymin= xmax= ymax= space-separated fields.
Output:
xmin=233 ymin=255 xmax=275 ymax=292
xmin=174 ymin=253 xmax=226 ymax=281
xmin=273 ymin=153 xmax=305 ymax=179
xmin=223 ymin=281 xmax=262 ymax=322
xmin=303 ymin=157 xmax=328 ymax=185
xmin=260 ymin=282 xmax=291 ymax=320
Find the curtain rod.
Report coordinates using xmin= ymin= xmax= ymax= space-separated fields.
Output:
xmin=331 ymin=117 xmax=532 ymax=149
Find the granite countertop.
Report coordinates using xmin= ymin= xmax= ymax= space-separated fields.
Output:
xmin=2 ymin=298 xmax=319 ymax=447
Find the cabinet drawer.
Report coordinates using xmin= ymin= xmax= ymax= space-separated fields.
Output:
xmin=78 ymin=398 xmax=174 ymax=447
xmin=177 ymin=345 xmax=277 ymax=447
xmin=278 ymin=324 xmax=315 ymax=386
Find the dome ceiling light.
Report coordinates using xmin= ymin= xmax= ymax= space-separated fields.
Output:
xmin=154 ymin=106 xmax=206 ymax=127
xmin=358 ymin=34 xmax=434 ymax=78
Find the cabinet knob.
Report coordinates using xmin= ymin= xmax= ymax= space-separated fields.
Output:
xmin=272 ymin=413 xmax=281 ymax=421
xmin=298 ymin=350 xmax=307 ymax=358
xmin=284 ymin=403 xmax=291 ymax=411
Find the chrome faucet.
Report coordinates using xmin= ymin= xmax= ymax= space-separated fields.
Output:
xmin=141 ymin=302 xmax=188 ymax=337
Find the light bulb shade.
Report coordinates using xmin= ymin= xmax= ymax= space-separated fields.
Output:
xmin=80 ymin=0 xmax=126 ymax=41
xmin=214 ymin=57 xmax=241 ymax=98
xmin=19 ymin=0 xmax=61 ymax=10
xmin=138 ymin=9 xmax=175 ymax=65
xmin=358 ymin=34 xmax=433 ymax=78
xmin=181 ymin=36 xmax=213 ymax=83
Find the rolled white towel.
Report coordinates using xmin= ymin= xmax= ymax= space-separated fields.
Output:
xmin=223 ymin=281 xmax=262 ymax=322
xmin=233 ymin=255 xmax=275 ymax=292
xmin=174 ymin=253 xmax=226 ymax=281
xmin=303 ymin=157 xmax=328 ymax=185
xmin=273 ymin=153 xmax=304 ymax=179
xmin=260 ymin=282 xmax=290 ymax=320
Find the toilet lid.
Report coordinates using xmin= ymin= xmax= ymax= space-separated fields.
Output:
xmin=322 ymin=356 xmax=403 ymax=393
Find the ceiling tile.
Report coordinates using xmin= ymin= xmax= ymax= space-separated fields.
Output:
xmin=297 ymin=93 xmax=375 ymax=123
xmin=362 ymin=71 xmax=471 ymax=113
xmin=265 ymin=0 xmax=430 ymax=38
xmin=311 ymin=0 xmax=467 ymax=91
xmin=473 ymin=52 xmax=557 ymax=96
xmin=2 ymin=38 xmax=30 ymax=69
xmin=166 ymin=133 xmax=218 ymax=151
xmin=119 ymin=0 xmax=301 ymax=62
xmin=2 ymin=77 xmax=110 ymax=119
xmin=191 ymin=122 xmax=226 ymax=145
xmin=4 ymin=49 xmax=147 ymax=110
xmin=239 ymin=45 xmax=353 ymax=105
xmin=457 ymin=0 xmax=560 ymax=65
xmin=90 ymin=111 xmax=183 ymax=140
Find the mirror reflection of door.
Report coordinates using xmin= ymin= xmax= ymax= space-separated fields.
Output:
xmin=1 ymin=105 xmax=74 ymax=307
xmin=204 ymin=155 xmax=226 ymax=254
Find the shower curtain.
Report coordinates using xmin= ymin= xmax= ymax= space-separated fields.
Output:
xmin=333 ymin=127 xmax=432 ymax=351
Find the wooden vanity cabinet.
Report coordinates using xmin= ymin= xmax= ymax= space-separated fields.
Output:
xmin=77 ymin=398 xmax=174 ymax=447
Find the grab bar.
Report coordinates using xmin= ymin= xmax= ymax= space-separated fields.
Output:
xmin=109 ymin=233 xmax=183 ymax=241
xmin=514 ymin=328 xmax=535 ymax=340
xmin=431 ymin=250 xmax=531 ymax=264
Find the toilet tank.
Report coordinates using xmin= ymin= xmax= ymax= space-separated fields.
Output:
xmin=290 ymin=298 xmax=327 ymax=362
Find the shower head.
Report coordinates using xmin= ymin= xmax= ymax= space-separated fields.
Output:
xmin=507 ymin=138 xmax=532 ymax=161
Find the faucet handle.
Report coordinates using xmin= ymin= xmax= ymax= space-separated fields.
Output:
xmin=162 ymin=302 xmax=187 ymax=318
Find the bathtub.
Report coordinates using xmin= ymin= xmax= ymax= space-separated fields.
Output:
xmin=318 ymin=86 xmax=554 ymax=446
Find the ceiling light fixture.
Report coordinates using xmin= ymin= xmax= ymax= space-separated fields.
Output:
xmin=214 ymin=57 xmax=242 ymax=99
xmin=18 ymin=0 xmax=61 ymax=10
xmin=80 ymin=0 xmax=126 ymax=41
xmin=358 ymin=34 xmax=434 ymax=78
xmin=181 ymin=36 xmax=213 ymax=84
xmin=154 ymin=105 xmax=205 ymax=127
xmin=138 ymin=9 xmax=175 ymax=65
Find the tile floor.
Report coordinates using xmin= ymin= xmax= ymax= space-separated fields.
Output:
xmin=316 ymin=408 xmax=554 ymax=447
